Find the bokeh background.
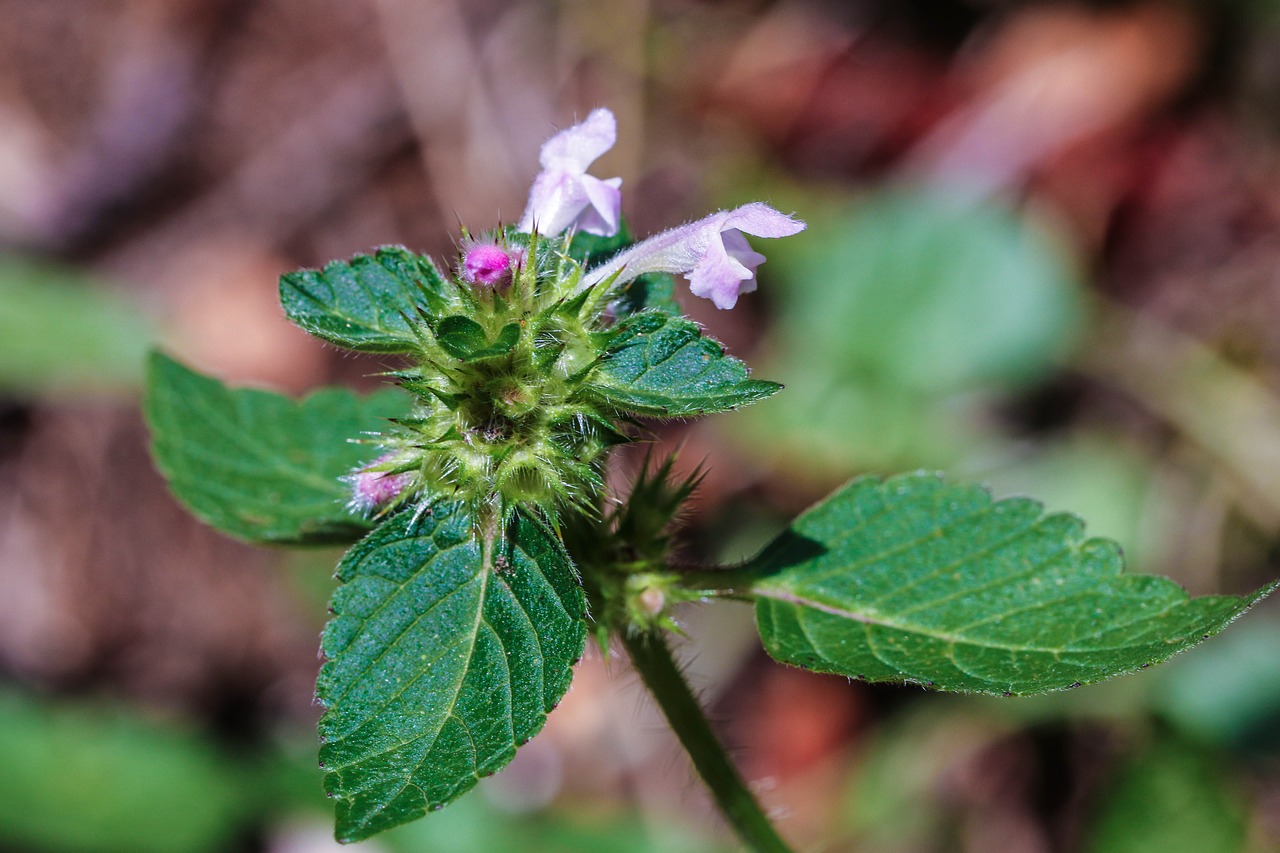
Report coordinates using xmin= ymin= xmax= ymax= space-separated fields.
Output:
xmin=3 ymin=0 xmax=1280 ymax=851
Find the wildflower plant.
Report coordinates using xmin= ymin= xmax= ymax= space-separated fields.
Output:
xmin=145 ymin=109 xmax=1275 ymax=850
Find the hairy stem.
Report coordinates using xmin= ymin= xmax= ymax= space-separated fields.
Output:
xmin=671 ymin=565 xmax=757 ymax=597
xmin=621 ymin=630 xmax=795 ymax=853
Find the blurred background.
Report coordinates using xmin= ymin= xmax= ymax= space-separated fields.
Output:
xmin=3 ymin=0 xmax=1280 ymax=850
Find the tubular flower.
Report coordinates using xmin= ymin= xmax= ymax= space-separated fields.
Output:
xmin=582 ymin=202 xmax=805 ymax=309
xmin=517 ymin=108 xmax=622 ymax=238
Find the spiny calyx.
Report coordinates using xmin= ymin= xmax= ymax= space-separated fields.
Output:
xmin=352 ymin=229 xmax=628 ymax=529
xmin=564 ymin=455 xmax=707 ymax=642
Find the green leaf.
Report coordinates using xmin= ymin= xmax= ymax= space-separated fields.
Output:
xmin=586 ymin=311 xmax=780 ymax=417
xmin=317 ymin=505 xmax=586 ymax=842
xmin=145 ymin=352 xmax=411 ymax=545
xmin=1086 ymin=736 xmax=1246 ymax=853
xmin=433 ymin=316 xmax=521 ymax=362
xmin=746 ymin=473 xmax=1274 ymax=695
xmin=612 ymin=273 xmax=683 ymax=318
xmin=280 ymin=246 xmax=449 ymax=353
xmin=0 ymin=691 xmax=248 ymax=853
xmin=0 ymin=256 xmax=155 ymax=398
xmin=567 ymin=224 xmax=633 ymax=269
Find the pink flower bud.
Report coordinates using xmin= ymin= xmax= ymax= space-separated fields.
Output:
xmin=347 ymin=454 xmax=412 ymax=513
xmin=462 ymin=243 xmax=514 ymax=288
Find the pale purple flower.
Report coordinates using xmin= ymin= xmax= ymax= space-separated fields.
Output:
xmin=581 ymin=203 xmax=805 ymax=309
xmin=346 ymin=454 xmax=412 ymax=514
xmin=517 ymin=109 xmax=622 ymax=238
xmin=462 ymin=242 xmax=514 ymax=288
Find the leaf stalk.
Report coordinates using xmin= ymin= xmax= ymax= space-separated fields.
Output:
xmin=621 ymin=629 xmax=795 ymax=853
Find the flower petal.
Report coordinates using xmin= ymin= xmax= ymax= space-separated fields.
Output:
xmin=575 ymin=176 xmax=623 ymax=237
xmin=520 ymin=171 xmax=589 ymax=236
xmin=721 ymin=229 xmax=766 ymax=271
xmin=723 ymin=202 xmax=808 ymax=239
xmin=539 ymin=108 xmax=616 ymax=171
xmin=580 ymin=203 xmax=805 ymax=309
xmin=720 ymin=229 xmax=766 ymax=297
xmin=688 ymin=236 xmax=754 ymax=310
xmin=518 ymin=109 xmax=622 ymax=237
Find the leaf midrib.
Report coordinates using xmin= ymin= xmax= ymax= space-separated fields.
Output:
xmin=326 ymin=540 xmax=494 ymax=811
xmin=755 ymin=584 xmax=1195 ymax=656
xmin=326 ymin=530 xmax=562 ymax=805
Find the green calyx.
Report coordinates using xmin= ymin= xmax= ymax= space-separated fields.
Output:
xmin=360 ymin=230 xmax=627 ymax=530
xmin=565 ymin=455 xmax=707 ymax=642
xmin=277 ymin=222 xmax=782 ymax=542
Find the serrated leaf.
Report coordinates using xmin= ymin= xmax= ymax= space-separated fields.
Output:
xmin=434 ymin=316 xmax=521 ymax=361
xmin=280 ymin=246 xmax=449 ymax=352
xmin=317 ymin=505 xmax=586 ymax=842
xmin=145 ymin=352 xmax=411 ymax=545
xmin=586 ymin=311 xmax=780 ymax=417
xmin=746 ymin=473 xmax=1274 ymax=695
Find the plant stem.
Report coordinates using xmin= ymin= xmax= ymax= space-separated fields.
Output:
xmin=671 ymin=565 xmax=756 ymax=596
xmin=621 ymin=630 xmax=795 ymax=853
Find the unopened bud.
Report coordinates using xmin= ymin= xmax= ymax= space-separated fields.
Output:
xmin=638 ymin=587 xmax=665 ymax=617
xmin=462 ymin=243 xmax=514 ymax=288
xmin=347 ymin=454 xmax=412 ymax=513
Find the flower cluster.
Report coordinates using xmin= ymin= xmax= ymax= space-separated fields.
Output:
xmin=346 ymin=109 xmax=804 ymax=529
xmin=517 ymin=108 xmax=805 ymax=309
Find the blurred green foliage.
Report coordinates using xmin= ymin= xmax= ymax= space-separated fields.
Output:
xmin=0 ymin=257 xmax=154 ymax=398
xmin=737 ymin=184 xmax=1084 ymax=472
xmin=843 ymin=706 xmax=1014 ymax=851
xmin=379 ymin=793 xmax=725 ymax=853
xmin=1086 ymin=736 xmax=1246 ymax=853
xmin=775 ymin=186 xmax=1082 ymax=393
xmin=1154 ymin=613 xmax=1280 ymax=752
xmin=0 ymin=689 xmax=724 ymax=853
xmin=0 ymin=693 xmax=249 ymax=853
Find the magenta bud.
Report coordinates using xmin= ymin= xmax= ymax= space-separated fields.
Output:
xmin=462 ymin=244 xmax=514 ymax=288
xmin=347 ymin=454 xmax=412 ymax=513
